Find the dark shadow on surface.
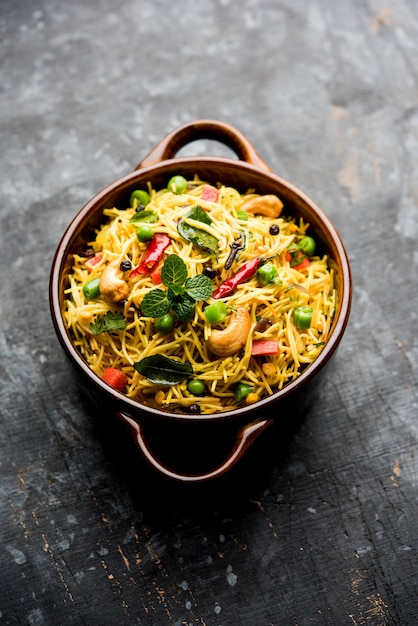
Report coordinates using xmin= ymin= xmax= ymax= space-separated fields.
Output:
xmin=79 ymin=387 xmax=307 ymax=527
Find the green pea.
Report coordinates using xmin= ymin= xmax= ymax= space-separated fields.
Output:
xmin=83 ymin=277 xmax=101 ymax=300
xmin=136 ymin=224 xmax=154 ymax=242
xmin=204 ymin=301 xmax=227 ymax=324
xmin=298 ymin=236 xmax=316 ymax=256
xmin=187 ymin=379 xmax=206 ymax=396
xmin=236 ymin=210 xmax=249 ymax=221
xmin=293 ymin=306 xmax=314 ymax=329
xmin=167 ymin=175 xmax=188 ymax=194
xmin=257 ymin=263 xmax=278 ymax=286
xmin=155 ymin=313 xmax=175 ymax=334
xmin=234 ymin=382 xmax=254 ymax=402
xmin=130 ymin=189 xmax=150 ymax=208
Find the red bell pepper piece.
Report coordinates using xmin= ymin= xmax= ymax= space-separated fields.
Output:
xmin=251 ymin=340 xmax=280 ymax=356
xmin=286 ymin=249 xmax=311 ymax=271
xmin=212 ymin=258 xmax=261 ymax=299
xmin=102 ymin=367 xmax=128 ymax=391
xmin=201 ymin=184 xmax=219 ymax=202
xmin=151 ymin=268 xmax=162 ymax=285
xmin=85 ymin=254 xmax=102 ymax=271
xmin=130 ymin=233 xmax=171 ymax=276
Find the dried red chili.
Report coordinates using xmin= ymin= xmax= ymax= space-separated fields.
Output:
xmin=212 ymin=258 xmax=262 ymax=299
xmin=130 ymin=233 xmax=171 ymax=276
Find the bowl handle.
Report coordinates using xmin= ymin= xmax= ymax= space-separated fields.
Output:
xmin=135 ymin=119 xmax=272 ymax=172
xmin=116 ymin=412 xmax=273 ymax=483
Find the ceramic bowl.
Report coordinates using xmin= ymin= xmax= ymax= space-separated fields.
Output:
xmin=50 ymin=120 xmax=352 ymax=482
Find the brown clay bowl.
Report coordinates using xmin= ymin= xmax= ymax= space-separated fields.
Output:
xmin=49 ymin=120 xmax=352 ymax=482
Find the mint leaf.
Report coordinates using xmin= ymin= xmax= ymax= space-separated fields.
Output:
xmin=168 ymin=284 xmax=185 ymax=298
xmin=171 ymin=294 xmax=195 ymax=322
xmin=184 ymin=274 xmax=214 ymax=301
xmin=134 ymin=354 xmax=193 ymax=385
xmin=140 ymin=253 xmax=214 ymax=324
xmin=140 ymin=289 xmax=171 ymax=318
xmin=129 ymin=210 xmax=158 ymax=223
xmin=90 ymin=311 xmax=127 ymax=335
xmin=161 ymin=254 xmax=188 ymax=287
xmin=177 ymin=206 xmax=219 ymax=254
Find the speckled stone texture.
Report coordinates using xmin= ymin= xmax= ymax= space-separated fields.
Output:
xmin=1 ymin=1 xmax=418 ymax=625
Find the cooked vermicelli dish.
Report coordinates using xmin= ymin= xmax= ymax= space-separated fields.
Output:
xmin=63 ymin=175 xmax=336 ymax=414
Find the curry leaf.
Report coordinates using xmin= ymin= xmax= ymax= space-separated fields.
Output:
xmin=177 ymin=206 xmax=219 ymax=254
xmin=129 ymin=210 xmax=158 ymax=223
xmin=188 ymin=205 xmax=213 ymax=225
xmin=134 ymin=354 xmax=193 ymax=385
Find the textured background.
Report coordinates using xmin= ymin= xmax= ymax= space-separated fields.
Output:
xmin=1 ymin=1 xmax=418 ymax=625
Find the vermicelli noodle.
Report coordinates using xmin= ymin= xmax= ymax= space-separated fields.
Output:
xmin=63 ymin=176 xmax=336 ymax=414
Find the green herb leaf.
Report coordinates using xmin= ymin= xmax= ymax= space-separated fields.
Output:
xmin=129 ymin=210 xmax=158 ymax=224
xmin=90 ymin=311 xmax=127 ymax=335
xmin=134 ymin=354 xmax=193 ymax=385
xmin=167 ymin=284 xmax=185 ymax=298
xmin=288 ymin=246 xmax=307 ymax=267
xmin=188 ymin=205 xmax=213 ymax=225
xmin=140 ymin=253 xmax=214 ymax=323
xmin=140 ymin=289 xmax=171 ymax=318
xmin=171 ymin=294 xmax=196 ymax=322
xmin=161 ymin=254 xmax=188 ymax=287
xmin=177 ymin=206 xmax=219 ymax=254
xmin=184 ymin=274 xmax=214 ymax=301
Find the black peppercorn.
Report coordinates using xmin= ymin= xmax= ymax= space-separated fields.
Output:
xmin=120 ymin=260 xmax=132 ymax=271
xmin=203 ymin=267 xmax=218 ymax=279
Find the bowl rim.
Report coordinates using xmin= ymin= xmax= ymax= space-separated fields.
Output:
xmin=49 ymin=155 xmax=352 ymax=424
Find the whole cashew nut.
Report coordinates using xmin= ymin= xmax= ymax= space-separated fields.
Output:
xmin=241 ymin=194 xmax=283 ymax=218
xmin=100 ymin=262 xmax=129 ymax=302
xmin=207 ymin=307 xmax=251 ymax=357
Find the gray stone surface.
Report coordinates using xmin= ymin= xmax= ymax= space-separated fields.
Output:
xmin=1 ymin=1 xmax=418 ymax=624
